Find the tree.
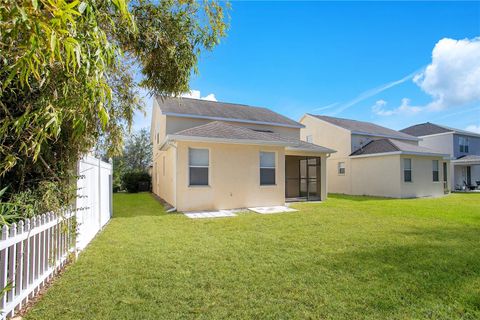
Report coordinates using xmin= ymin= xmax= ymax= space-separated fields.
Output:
xmin=123 ymin=128 xmax=152 ymax=172
xmin=112 ymin=128 xmax=152 ymax=191
xmin=0 ymin=0 xmax=228 ymax=207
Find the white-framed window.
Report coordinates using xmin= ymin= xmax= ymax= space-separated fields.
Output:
xmin=163 ymin=156 xmax=166 ymax=176
xmin=338 ymin=162 xmax=345 ymax=175
xmin=260 ymin=151 xmax=276 ymax=185
xmin=404 ymin=158 xmax=412 ymax=182
xmin=432 ymin=160 xmax=439 ymax=182
xmin=306 ymin=135 xmax=313 ymax=143
xmin=189 ymin=148 xmax=209 ymax=186
xmin=459 ymin=136 xmax=469 ymax=153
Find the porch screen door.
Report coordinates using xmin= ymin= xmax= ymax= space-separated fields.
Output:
xmin=299 ymin=158 xmax=319 ymax=200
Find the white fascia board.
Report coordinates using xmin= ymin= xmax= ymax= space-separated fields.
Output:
xmin=451 ymin=159 xmax=480 ymax=165
xmin=162 ymin=112 xmax=305 ymax=129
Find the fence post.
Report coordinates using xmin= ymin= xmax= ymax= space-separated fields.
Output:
xmin=98 ymin=157 xmax=102 ymax=230
xmin=0 ymin=225 xmax=9 ymax=312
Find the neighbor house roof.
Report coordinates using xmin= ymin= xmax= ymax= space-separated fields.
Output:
xmin=307 ymin=114 xmax=418 ymax=141
xmin=452 ymin=155 xmax=480 ymax=164
xmin=400 ymin=122 xmax=480 ymax=138
xmin=163 ymin=121 xmax=335 ymax=154
xmin=350 ymin=138 xmax=448 ymax=158
xmin=156 ymin=97 xmax=304 ymax=129
xmin=400 ymin=122 xmax=453 ymax=137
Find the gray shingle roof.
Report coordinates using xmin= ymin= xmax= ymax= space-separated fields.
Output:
xmin=400 ymin=122 xmax=453 ymax=137
xmin=350 ymin=138 xmax=446 ymax=157
xmin=168 ymin=121 xmax=335 ymax=154
xmin=401 ymin=122 xmax=480 ymax=138
xmin=156 ymin=97 xmax=303 ymax=128
xmin=308 ymin=114 xmax=418 ymax=141
xmin=453 ymin=155 xmax=480 ymax=163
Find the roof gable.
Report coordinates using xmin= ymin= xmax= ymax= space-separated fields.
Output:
xmin=401 ymin=122 xmax=480 ymax=138
xmin=156 ymin=97 xmax=304 ymax=129
xmin=166 ymin=121 xmax=335 ymax=154
xmin=308 ymin=114 xmax=418 ymax=141
xmin=350 ymin=138 xmax=447 ymax=157
xmin=400 ymin=122 xmax=453 ymax=137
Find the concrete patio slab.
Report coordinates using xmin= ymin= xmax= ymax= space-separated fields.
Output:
xmin=184 ymin=210 xmax=238 ymax=219
xmin=248 ymin=206 xmax=298 ymax=214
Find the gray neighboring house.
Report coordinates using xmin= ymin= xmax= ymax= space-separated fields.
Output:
xmin=401 ymin=122 xmax=480 ymax=191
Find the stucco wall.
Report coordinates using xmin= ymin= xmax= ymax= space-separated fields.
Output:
xmin=154 ymin=146 xmax=176 ymax=206
xmin=399 ymin=155 xmax=446 ymax=198
xmin=350 ymin=155 xmax=401 ymax=197
xmin=174 ymin=141 xmax=286 ymax=211
xmin=349 ymin=154 xmax=446 ymax=198
xmin=300 ymin=115 xmax=351 ymax=155
xmin=418 ymin=133 xmax=454 ymax=157
xmin=300 ymin=115 xmax=352 ymax=195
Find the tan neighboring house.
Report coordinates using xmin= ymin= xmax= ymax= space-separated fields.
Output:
xmin=150 ymin=97 xmax=335 ymax=211
xmin=300 ymin=114 xmax=450 ymax=198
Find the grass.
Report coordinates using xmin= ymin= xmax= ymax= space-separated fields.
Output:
xmin=25 ymin=193 xmax=480 ymax=320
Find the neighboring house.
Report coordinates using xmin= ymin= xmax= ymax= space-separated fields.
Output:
xmin=400 ymin=122 xmax=480 ymax=191
xmin=150 ymin=97 xmax=335 ymax=211
xmin=300 ymin=114 xmax=450 ymax=198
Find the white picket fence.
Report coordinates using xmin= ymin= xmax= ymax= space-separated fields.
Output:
xmin=0 ymin=156 xmax=112 ymax=319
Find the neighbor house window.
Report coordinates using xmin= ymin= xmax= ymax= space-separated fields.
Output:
xmin=260 ymin=151 xmax=276 ymax=185
xmin=189 ymin=148 xmax=209 ymax=186
xmin=404 ymin=158 xmax=412 ymax=182
xmin=306 ymin=135 xmax=313 ymax=143
xmin=338 ymin=162 xmax=345 ymax=175
xmin=432 ymin=160 xmax=439 ymax=182
xmin=459 ymin=136 xmax=469 ymax=153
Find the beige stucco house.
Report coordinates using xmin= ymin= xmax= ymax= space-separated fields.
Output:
xmin=151 ymin=97 xmax=335 ymax=211
xmin=300 ymin=114 xmax=450 ymax=198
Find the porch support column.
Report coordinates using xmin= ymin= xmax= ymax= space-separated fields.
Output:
xmin=321 ymin=155 xmax=327 ymax=200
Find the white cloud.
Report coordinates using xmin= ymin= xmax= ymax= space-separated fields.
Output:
xmin=414 ymin=37 xmax=480 ymax=110
xmin=181 ymin=89 xmax=217 ymax=101
xmin=371 ymin=98 xmax=422 ymax=116
xmin=465 ymin=124 xmax=480 ymax=134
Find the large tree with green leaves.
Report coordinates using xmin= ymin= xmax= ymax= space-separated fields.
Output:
xmin=0 ymin=0 xmax=227 ymax=209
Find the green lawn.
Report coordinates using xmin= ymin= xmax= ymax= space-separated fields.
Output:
xmin=25 ymin=193 xmax=480 ymax=319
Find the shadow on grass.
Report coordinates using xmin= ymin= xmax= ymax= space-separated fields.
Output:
xmin=325 ymin=224 xmax=480 ymax=317
xmin=328 ymin=193 xmax=395 ymax=202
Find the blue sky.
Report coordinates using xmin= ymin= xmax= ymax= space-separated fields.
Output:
xmin=134 ymin=1 xmax=480 ymax=133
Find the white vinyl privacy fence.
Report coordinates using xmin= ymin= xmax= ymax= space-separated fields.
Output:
xmin=0 ymin=155 xmax=112 ymax=319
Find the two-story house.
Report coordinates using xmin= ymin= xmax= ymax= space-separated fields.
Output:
xmin=401 ymin=122 xmax=480 ymax=191
xmin=150 ymin=97 xmax=335 ymax=212
xmin=300 ymin=114 xmax=449 ymax=198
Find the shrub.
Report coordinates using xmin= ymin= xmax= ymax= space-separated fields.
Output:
xmin=122 ymin=171 xmax=151 ymax=193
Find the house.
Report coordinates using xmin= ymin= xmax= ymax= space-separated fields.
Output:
xmin=400 ymin=122 xmax=480 ymax=191
xmin=300 ymin=114 xmax=450 ymax=198
xmin=150 ymin=97 xmax=335 ymax=211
